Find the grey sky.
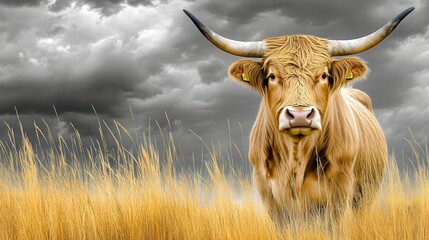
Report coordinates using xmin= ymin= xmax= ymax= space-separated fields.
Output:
xmin=0 ymin=0 xmax=428 ymax=172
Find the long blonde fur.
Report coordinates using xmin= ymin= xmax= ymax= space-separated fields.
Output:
xmin=230 ymin=35 xmax=387 ymax=222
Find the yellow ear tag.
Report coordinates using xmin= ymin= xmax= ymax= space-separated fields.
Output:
xmin=346 ymin=72 xmax=354 ymax=80
xmin=242 ymin=73 xmax=249 ymax=82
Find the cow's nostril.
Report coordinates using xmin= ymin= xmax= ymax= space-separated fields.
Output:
xmin=307 ymin=108 xmax=315 ymax=120
xmin=286 ymin=108 xmax=295 ymax=120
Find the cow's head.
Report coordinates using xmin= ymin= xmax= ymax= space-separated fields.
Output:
xmin=184 ymin=7 xmax=413 ymax=137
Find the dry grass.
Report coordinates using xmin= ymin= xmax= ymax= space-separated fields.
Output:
xmin=0 ymin=119 xmax=428 ymax=239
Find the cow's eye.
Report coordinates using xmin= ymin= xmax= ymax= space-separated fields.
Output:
xmin=321 ymin=73 xmax=327 ymax=79
xmin=268 ymin=73 xmax=276 ymax=81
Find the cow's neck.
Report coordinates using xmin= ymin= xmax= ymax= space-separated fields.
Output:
xmin=274 ymin=129 xmax=320 ymax=179
xmin=276 ymin=134 xmax=314 ymax=165
xmin=263 ymin=130 xmax=318 ymax=203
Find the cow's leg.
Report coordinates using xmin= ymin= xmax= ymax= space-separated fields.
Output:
xmin=353 ymin=154 xmax=386 ymax=209
xmin=325 ymin=165 xmax=355 ymax=222
xmin=253 ymin=168 xmax=285 ymax=223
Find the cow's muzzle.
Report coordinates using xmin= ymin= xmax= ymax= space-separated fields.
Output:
xmin=279 ymin=106 xmax=322 ymax=136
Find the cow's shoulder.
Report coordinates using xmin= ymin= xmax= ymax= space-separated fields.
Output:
xmin=343 ymin=88 xmax=373 ymax=111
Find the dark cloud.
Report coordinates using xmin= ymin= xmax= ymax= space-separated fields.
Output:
xmin=80 ymin=0 xmax=124 ymax=16
xmin=48 ymin=0 xmax=122 ymax=16
xmin=45 ymin=25 xmax=66 ymax=36
xmin=198 ymin=0 xmax=351 ymax=26
xmin=197 ymin=58 xmax=227 ymax=84
xmin=0 ymin=6 xmax=51 ymax=42
xmin=127 ymin=0 xmax=158 ymax=7
xmin=0 ymin=0 xmax=165 ymax=12
xmin=48 ymin=0 xmax=166 ymax=16
xmin=0 ymin=55 xmax=161 ymax=116
xmin=184 ymin=0 xmax=428 ymax=54
xmin=47 ymin=0 xmax=67 ymax=12
xmin=0 ymin=0 xmax=45 ymax=7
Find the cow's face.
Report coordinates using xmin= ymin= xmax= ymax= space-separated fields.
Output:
xmin=229 ymin=36 xmax=368 ymax=137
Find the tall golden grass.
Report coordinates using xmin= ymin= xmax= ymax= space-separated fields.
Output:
xmin=0 ymin=118 xmax=428 ymax=239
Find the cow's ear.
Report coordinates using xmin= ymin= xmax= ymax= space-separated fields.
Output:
xmin=229 ymin=60 xmax=265 ymax=92
xmin=331 ymin=57 xmax=368 ymax=89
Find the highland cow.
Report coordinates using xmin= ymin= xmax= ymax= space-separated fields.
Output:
xmin=184 ymin=7 xmax=414 ymax=222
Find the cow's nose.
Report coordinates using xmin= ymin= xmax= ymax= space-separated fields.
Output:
xmin=278 ymin=106 xmax=322 ymax=133
xmin=285 ymin=107 xmax=315 ymax=127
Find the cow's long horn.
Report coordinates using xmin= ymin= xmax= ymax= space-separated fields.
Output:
xmin=328 ymin=7 xmax=414 ymax=56
xmin=183 ymin=9 xmax=266 ymax=57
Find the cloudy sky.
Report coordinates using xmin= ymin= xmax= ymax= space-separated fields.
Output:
xmin=0 ymin=0 xmax=428 ymax=172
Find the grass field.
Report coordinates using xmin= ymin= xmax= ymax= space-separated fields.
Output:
xmin=0 ymin=120 xmax=428 ymax=239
